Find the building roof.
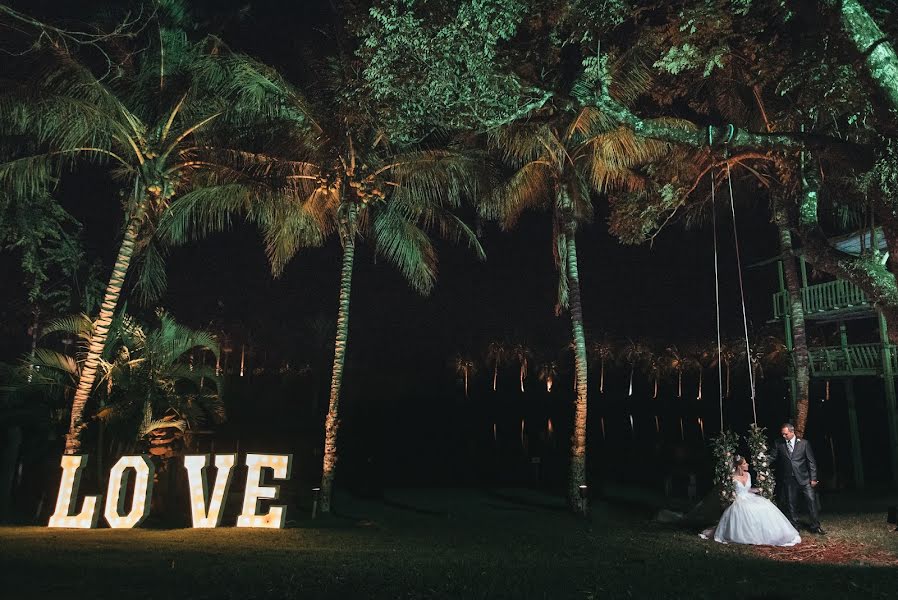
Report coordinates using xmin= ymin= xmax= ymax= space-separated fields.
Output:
xmin=749 ymin=227 xmax=888 ymax=268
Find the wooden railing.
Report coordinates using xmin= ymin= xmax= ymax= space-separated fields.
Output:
xmin=808 ymin=343 xmax=897 ymax=376
xmin=774 ymin=280 xmax=870 ymax=319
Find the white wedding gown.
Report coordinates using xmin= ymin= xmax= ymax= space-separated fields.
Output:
xmin=700 ymin=474 xmax=801 ymax=546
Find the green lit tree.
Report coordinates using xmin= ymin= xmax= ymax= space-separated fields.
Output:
xmin=163 ymin=64 xmax=486 ymax=513
xmin=0 ymin=192 xmax=84 ymax=377
xmin=28 ymin=310 xmax=221 ymax=478
xmin=0 ymin=7 xmax=294 ymax=453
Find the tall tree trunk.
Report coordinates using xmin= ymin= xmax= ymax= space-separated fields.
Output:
xmin=65 ymin=206 xmax=144 ymax=454
xmin=319 ymin=210 xmax=356 ymax=514
xmin=563 ymin=214 xmax=589 ymax=514
xmin=774 ymin=200 xmax=811 ymax=437
xmin=823 ymin=0 xmax=898 ymax=121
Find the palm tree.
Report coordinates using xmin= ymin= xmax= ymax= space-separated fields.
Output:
xmin=486 ymin=340 xmax=507 ymax=392
xmin=0 ymin=19 xmax=291 ymax=453
xmin=32 ymin=311 xmax=222 ymax=468
xmin=773 ymin=196 xmax=812 ymax=436
xmin=454 ymin=355 xmax=477 ymax=399
xmin=511 ymin=342 xmax=532 ymax=392
xmin=709 ymin=339 xmax=737 ymax=399
xmin=622 ymin=338 xmax=650 ymax=398
xmin=588 ymin=336 xmax=615 ymax=394
xmin=665 ymin=345 xmax=687 ymax=399
xmin=688 ymin=343 xmax=717 ymax=401
xmin=664 ymin=345 xmax=690 ymax=439
xmin=748 ymin=332 xmax=790 ymax=385
xmin=537 ymin=361 xmax=558 ymax=393
xmin=622 ymin=338 xmax=650 ymax=434
xmin=162 ymin=75 xmax=485 ymax=515
xmin=642 ymin=346 xmax=664 ymax=433
xmin=479 ymin=54 xmax=672 ymax=510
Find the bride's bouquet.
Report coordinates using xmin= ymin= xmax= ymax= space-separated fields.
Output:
xmin=711 ymin=430 xmax=739 ymax=505
xmin=746 ymin=423 xmax=776 ymax=499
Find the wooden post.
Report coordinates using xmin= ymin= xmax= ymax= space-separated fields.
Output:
xmin=842 ymin=378 xmax=865 ymax=489
xmin=839 ymin=321 xmax=849 ymax=362
xmin=877 ymin=310 xmax=898 ymax=486
xmin=799 ymin=256 xmax=809 ymax=289
xmin=778 ymin=261 xmax=799 ymax=416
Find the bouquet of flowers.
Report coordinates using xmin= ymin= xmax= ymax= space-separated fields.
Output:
xmin=746 ymin=423 xmax=776 ymax=500
xmin=711 ymin=430 xmax=739 ymax=505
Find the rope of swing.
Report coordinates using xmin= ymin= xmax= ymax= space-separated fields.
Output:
xmin=710 ymin=126 xmax=725 ymax=432
xmin=719 ymin=124 xmax=758 ymax=424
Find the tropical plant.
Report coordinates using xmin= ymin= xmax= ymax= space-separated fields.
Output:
xmin=688 ymin=342 xmax=717 ymax=401
xmin=486 ymin=340 xmax=506 ymax=392
xmin=664 ymin=345 xmax=687 ymax=399
xmin=641 ymin=345 xmax=663 ymax=433
xmin=35 ymin=311 xmax=223 ymax=449
xmin=709 ymin=339 xmax=737 ymax=399
xmin=622 ymin=338 xmax=650 ymax=398
xmin=477 ymin=47 xmax=679 ymax=510
xmin=0 ymin=192 xmax=85 ymax=379
xmin=160 ymin=42 xmax=487 ymax=510
xmin=511 ymin=342 xmax=532 ymax=392
xmin=454 ymin=355 xmax=477 ymax=399
xmin=0 ymin=8 xmax=293 ymax=453
xmin=588 ymin=335 xmax=615 ymax=394
xmin=537 ymin=361 xmax=558 ymax=393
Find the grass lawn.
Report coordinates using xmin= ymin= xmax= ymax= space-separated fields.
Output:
xmin=1 ymin=488 xmax=897 ymax=599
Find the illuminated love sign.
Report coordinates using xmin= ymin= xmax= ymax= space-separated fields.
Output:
xmin=48 ymin=453 xmax=293 ymax=529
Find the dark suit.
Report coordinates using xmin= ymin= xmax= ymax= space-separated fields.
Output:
xmin=769 ymin=437 xmax=820 ymax=529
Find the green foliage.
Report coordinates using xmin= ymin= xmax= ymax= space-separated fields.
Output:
xmin=607 ymin=183 xmax=682 ymax=244
xmin=869 ymin=143 xmax=898 ymax=200
xmin=0 ymin=192 xmax=83 ymax=308
xmin=711 ymin=430 xmax=739 ymax=505
xmin=34 ymin=309 xmax=223 ymax=440
xmin=0 ymin=9 xmax=302 ymax=306
xmin=358 ymin=0 xmax=544 ymax=142
xmin=746 ymin=423 xmax=775 ymax=500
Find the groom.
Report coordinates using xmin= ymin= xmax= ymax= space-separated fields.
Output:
xmin=769 ymin=423 xmax=825 ymax=534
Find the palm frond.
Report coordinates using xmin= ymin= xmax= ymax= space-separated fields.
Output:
xmin=490 ymin=122 xmax=563 ymax=168
xmin=386 ymin=149 xmax=486 ymax=211
xmin=131 ymin=240 xmax=168 ymax=306
xmin=371 ymin=206 xmax=438 ymax=295
xmin=257 ymin=194 xmax=326 ymax=277
xmin=29 ymin=348 xmax=78 ymax=377
xmin=155 ymin=183 xmax=255 ymax=244
xmin=483 ymin=160 xmax=552 ymax=229
xmin=41 ymin=313 xmax=93 ymax=340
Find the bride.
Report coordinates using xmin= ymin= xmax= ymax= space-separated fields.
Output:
xmin=700 ymin=455 xmax=801 ymax=546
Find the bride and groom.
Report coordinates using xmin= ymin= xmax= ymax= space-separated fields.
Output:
xmin=702 ymin=423 xmax=824 ymax=546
